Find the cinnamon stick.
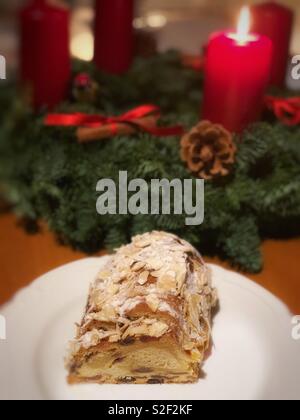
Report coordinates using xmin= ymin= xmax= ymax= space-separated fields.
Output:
xmin=76 ymin=115 xmax=159 ymax=143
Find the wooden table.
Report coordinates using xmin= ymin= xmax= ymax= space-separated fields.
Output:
xmin=1 ymin=213 xmax=299 ymax=314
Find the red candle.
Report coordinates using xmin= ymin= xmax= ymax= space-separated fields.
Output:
xmin=20 ymin=0 xmax=71 ymax=109
xmin=94 ymin=0 xmax=134 ymax=74
xmin=251 ymin=2 xmax=294 ymax=87
xmin=203 ymin=7 xmax=273 ymax=133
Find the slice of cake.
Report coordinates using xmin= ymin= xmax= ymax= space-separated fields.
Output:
xmin=66 ymin=231 xmax=217 ymax=385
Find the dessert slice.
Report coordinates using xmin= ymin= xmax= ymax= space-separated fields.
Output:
xmin=66 ymin=231 xmax=217 ymax=384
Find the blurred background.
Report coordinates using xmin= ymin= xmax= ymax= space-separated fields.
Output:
xmin=0 ymin=0 xmax=299 ymax=70
xmin=0 ymin=0 xmax=299 ymax=313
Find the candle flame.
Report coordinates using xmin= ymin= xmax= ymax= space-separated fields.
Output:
xmin=237 ymin=7 xmax=251 ymax=41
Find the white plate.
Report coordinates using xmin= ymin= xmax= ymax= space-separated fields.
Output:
xmin=0 ymin=258 xmax=299 ymax=400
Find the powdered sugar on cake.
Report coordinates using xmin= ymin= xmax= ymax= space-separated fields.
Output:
xmin=67 ymin=231 xmax=217 ymax=364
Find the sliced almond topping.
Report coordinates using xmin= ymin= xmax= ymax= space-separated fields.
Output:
xmin=93 ymin=291 xmax=107 ymax=308
xmin=146 ymin=258 xmax=163 ymax=271
xmin=151 ymin=270 xmax=162 ymax=278
xmin=98 ymin=270 xmax=111 ymax=280
xmin=146 ymin=294 xmax=160 ymax=312
xmin=176 ymin=269 xmax=187 ymax=291
xmin=137 ymin=270 xmax=150 ymax=285
xmin=122 ymin=324 xmax=147 ymax=339
xmin=148 ymin=321 xmax=169 ymax=337
xmin=157 ymin=274 xmax=177 ymax=291
xmin=100 ymin=303 xmax=117 ymax=321
xmin=190 ymin=349 xmax=202 ymax=362
xmin=109 ymin=333 xmax=121 ymax=343
xmin=132 ymin=261 xmax=146 ymax=272
xmin=107 ymin=284 xmax=119 ymax=295
xmin=134 ymin=237 xmax=152 ymax=248
xmin=119 ymin=270 xmax=128 ymax=280
xmin=187 ymin=294 xmax=201 ymax=331
xmin=183 ymin=341 xmax=194 ymax=351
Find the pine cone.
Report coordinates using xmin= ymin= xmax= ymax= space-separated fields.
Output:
xmin=181 ymin=120 xmax=237 ymax=180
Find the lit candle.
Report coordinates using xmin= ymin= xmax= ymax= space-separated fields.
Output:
xmin=202 ymin=7 xmax=273 ymax=133
xmin=94 ymin=0 xmax=134 ymax=74
xmin=20 ymin=0 xmax=71 ymax=110
xmin=251 ymin=1 xmax=294 ymax=87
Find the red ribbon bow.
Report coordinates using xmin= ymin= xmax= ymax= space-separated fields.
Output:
xmin=265 ymin=96 xmax=300 ymax=126
xmin=45 ymin=105 xmax=184 ymax=137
